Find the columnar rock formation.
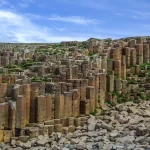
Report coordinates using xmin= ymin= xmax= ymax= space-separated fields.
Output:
xmin=0 ymin=37 xmax=150 ymax=143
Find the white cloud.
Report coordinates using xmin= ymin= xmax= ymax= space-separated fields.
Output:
xmin=48 ymin=14 xmax=98 ymax=25
xmin=0 ymin=10 xmax=89 ymax=43
xmin=19 ymin=3 xmax=28 ymax=8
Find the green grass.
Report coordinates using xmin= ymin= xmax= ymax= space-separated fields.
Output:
xmin=0 ymin=69 xmax=5 ymax=74
xmin=140 ymin=63 xmax=150 ymax=70
xmin=88 ymin=51 xmax=94 ymax=56
xmin=31 ymin=77 xmax=51 ymax=83
xmin=140 ymin=92 xmax=147 ymax=100
xmin=129 ymin=79 xmax=135 ymax=84
xmin=112 ymin=91 xmax=122 ymax=103
xmin=105 ymin=101 xmax=115 ymax=107
xmin=91 ymin=109 xmax=97 ymax=116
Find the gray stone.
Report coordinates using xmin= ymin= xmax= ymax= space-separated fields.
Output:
xmin=112 ymin=143 xmax=125 ymax=149
xmin=101 ymin=121 xmax=113 ymax=131
xmin=116 ymin=136 xmax=135 ymax=144
xmin=136 ymin=127 xmax=148 ymax=136
xmin=116 ymin=104 xmax=126 ymax=111
xmin=115 ymin=114 xmax=129 ymax=124
xmin=76 ymin=144 xmax=87 ymax=150
xmin=62 ymin=148 xmax=70 ymax=150
xmin=22 ymin=141 xmax=32 ymax=149
xmin=36 ymin=138 xmax=48 ymax=146
xmin=135 ymin=136 xmax=147 ymax=144
xmin=51 ymin=145 xmax=61 ymax=150
xmin=70 ymin=138 xmax=80 ymax=144
xmin=126 ymin=144 xmax=136 ymax=150
xmin=88 ymin=123 xmax=96 ymax=131
xmin=109 ymin=130 xmax=119 ymax=137
xmin=10 ymin=139 xmax=16 ymax=146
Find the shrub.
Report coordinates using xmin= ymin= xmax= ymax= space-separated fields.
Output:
xmin=129 ymin=79 xmax=135 ymax=84
xmin=91 ymin=109 xmax=97 ymax=116
xmin=140 ymin=93 xmax=147 ymax=100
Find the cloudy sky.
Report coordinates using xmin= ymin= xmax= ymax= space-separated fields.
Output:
xmin=0 ymin=0 xmax=150 ymax=42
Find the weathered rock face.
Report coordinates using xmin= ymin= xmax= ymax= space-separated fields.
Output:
xmin=1 ymin=37 xmax=150 ymax=148
xmin=1 ymin=101 xmax=150 ymax=149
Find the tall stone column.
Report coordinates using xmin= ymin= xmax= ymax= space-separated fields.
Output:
xmin=36 ymin=95 xmax=46 ymax=123
xmin=8 ymin=101 xmax=16 ymax=136
xmin=64 ymin=92 xmax=72 ymax=117
xmin=107 ymin=74 xmax=114 ymax=92
xmin=101 ymin=58 xmax=107 ymax=72
xmin=114 ymin=79 xmax=122 ymax=94
xmin=121 ymin=55 xmax=126 ymax=79
xmin=128 ymin=39 xmax=136 ymax=48
xmin=12 ymin=84 xmax=20 ymax=101
xmin=0 ymin=83 xmax=7 ymax=98
xmin=16 ymin=95 xmax=26 ymax=129
xmin=86 ymin=86 xmax=95 ymax=113
xmin=136 ymin=44 xmax=143 ymax=65
xmin=110 ymin=47 xmax=121 ymax=60
xmin=0 ymin=103 xmax=5 ymax=130
xmin=143 ymin=44 xmax=149 ymax=63
xmin=95 ymin=74 xmax=100 ymax=108
xmin=113 ymin=60 xmax=121 ymax=78
xmin=99 ymin=73 xmax=106 ymax=108
xmin=107 ymin=59 xmax=113 ymax=72
xmin=72 ymin=89 xmax=80 ymax=117
xmin=30 ymin=83 xmax=39 ymax=123
xmin=4 ymin=102 xmax=9 ymax=129
xmin=66 ymin=68 xmax=72 ymax=79
xmin=130 ymin=48 xmax=137 ymax=66
xmin=124 ymin=47 xmax=131 ymax=68
xmin=54 ymin=94 xmax=64 ymax=119
xmin=0 ymin=75 xmax=2 ymax=83
xmin=23 ymin=84 xmax=31 ymax=125
xmin=45 ymin=95 xmax=53 ymax=121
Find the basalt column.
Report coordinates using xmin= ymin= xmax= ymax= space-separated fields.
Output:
xmin=121 ymin=55 xmax=126 ymax=79
xmin=16 ymin=95 xmax=26 ymax=134
xmin=128 ymin=39 xmax=136 ymax=48
xmin=101 ymin=57 xmax=107 ymax=72
xmin=30 ymin=83 xmax=39 ymax=123
xmin=95 ymin=74 xmax=100 ymax=108
xmin=143 ymin=44 xmax=149 ymax=63
xmin=0 ymin=103 xmax=5 ymax=142
xmin=64 ymin=92 xmax=72 ymax=118
xmin=0 ymin=83 xmax=7 ymax=99
xmin=36 ymin=95 xmax=46 ymax=123
xmin=107 ymin=59 xmax=113 ymax=72
xmin=8 ymin=101 xmax=16 ymax=136
xmin=86 ymin=86 xmax=95 ymax=113
xmin=110 ymin=47 xmax=121 ymax=60
xmin=113 ymin=60 xmax=121 ymax=78
xmin=23 ymin=84 xmax=31 ymax=125
xmin=130 ymin=48 xmax=137 ymax=66
xmin=72 ymin=89 xmax=80 ymax=117
xmin=124 ymin=47 xmax=131 ymax=68
xmin=136 ymin=44 xmax=143 ymax=65
xmin=54 ymin=94 xmax=64 ymax=119
xmin=107 ymin=74 xmax=114 ymax=92
xmin=45 ymin=95 xmax=53 ymax=121
xmin=99 ymin=73 xmax=106 ymax=108
xmin=80 ymin=79 xmax=89 ymax=114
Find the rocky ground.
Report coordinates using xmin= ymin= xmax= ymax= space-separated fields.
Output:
xmin=2 ymin=101 xmax=150 ymax=150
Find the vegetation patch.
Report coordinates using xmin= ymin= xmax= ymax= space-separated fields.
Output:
xmin=91 ymin=109 xmax=97 ymax=116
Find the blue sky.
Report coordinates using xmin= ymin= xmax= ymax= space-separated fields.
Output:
xmin=0 ymin=0 xmax=150 ymax=42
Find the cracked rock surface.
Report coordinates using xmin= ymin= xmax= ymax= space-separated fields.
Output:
xmin=2 ymin=101 xmax=150 ymax=150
